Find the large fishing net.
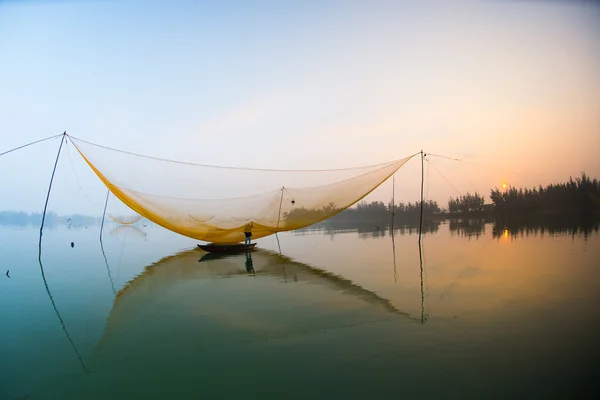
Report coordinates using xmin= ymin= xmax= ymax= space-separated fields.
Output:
xmin=69 ymin=136 xmax=414 ymax=243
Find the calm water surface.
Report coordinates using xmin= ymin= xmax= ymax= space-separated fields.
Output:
xmin=0 ymin=221 xmax=598 ymax=399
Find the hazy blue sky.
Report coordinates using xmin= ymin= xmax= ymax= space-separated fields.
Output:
xmin=1 ymin=0 xmax=599 ymax=216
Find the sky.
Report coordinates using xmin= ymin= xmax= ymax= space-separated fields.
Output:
xmin=0 ymin=0 xmax=599 ymax=216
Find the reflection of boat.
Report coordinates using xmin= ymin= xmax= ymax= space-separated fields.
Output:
xmin=199 ymin=252 xmax=241 ymax=262
xmin=197 ymin=242 xmax=256 ymax=253
xmin=94 ymin=248 xmax=417 ymax=367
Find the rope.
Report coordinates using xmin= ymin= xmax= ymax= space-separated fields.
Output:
xmin=65 ymin=141 xmax=101 ymax=206
xmin=426 ymin=152 xmax=461 ymax=162
xmin=427 ymin=152 xmax=532 ymax=179
xmin=425 ymin=158 xmax=463 ymax=197
xmin=67 ymin=134 xmax=417 ymax=172
xmin=0 ymin=134 xmax=62 ymax=158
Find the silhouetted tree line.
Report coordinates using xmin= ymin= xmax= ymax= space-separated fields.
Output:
xmin=448 ymin=193 xmax=485 ymax=213
xmin=284 ymin=174 xmax=599 ymax=232
xmin=285 ymin=200 xmax=442 ymax=227
xmin=490 ymin=173 xmax=600 ymax=213
xmin=283 ymin=202 xmax=339 ymax=223
xmin=328 ymin=199 xmax=441 ymax=223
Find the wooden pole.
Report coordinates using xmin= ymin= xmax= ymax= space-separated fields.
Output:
xmin=100 ymin=189 xmax=110 ymax=241
xmin=418 ymin=150 xmax=424 ymax=245
xmin=275 ymin=186 xmax=284 ymax=231
xmin=39 ymin=133 xmax=66 ymax=242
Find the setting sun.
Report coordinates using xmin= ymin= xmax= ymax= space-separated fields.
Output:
xmin=502 ymin=183 xmax=507 ymax=189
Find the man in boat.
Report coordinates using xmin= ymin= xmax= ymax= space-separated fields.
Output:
xmin=244 ymin=221 xmax=253 ymax=244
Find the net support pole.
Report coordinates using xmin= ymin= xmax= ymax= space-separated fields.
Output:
xmin=100 ymin=189 xmax=110 ymax=242
xmin=391 ymin=174 xmax=397 ymax=283
xmin=418 ymin=150 xmax=425 ymax=323
xmin=39 ymin=132 xmax=66 ymax=244
xmin=391 ymin=174 xmax=395 ymax=227
xmin=274 ymin=187 xmax=285 ymax=254
xmin=275 ymin=186 xmax=284 ymax=231
xmin=418 ymin=150 xmax=424 ymax=245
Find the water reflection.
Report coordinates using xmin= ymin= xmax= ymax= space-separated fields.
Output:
xmin=245 ymin=251 xmax=254 ymax=273
xmin=100 ymin=235 xmax=117 ymax=296
xmin=199 ymin=251 xmax=257 ymax=274
xmin=38 ymin=244 xmax=89 ymax=373
xmin=123 ymin=248 xmax=413 ymax=316
xmin=449 ymin=218 xmax=488 ymax=239
xmin=297 ymin=214 xmax=599 ymax=241
xmin=94 ymin=248 xmax=422 ymax=365
xmin=295 ymin=220 xmax=441 ymax=239
xmin=6 ymin=214 xmax=597 ymax=399
xmin=109 ymin=224 xmax=147 ymax=240
xmin=492 ymin=213 xmax=600 ymax=239
xmin=418 ymin=241 xmax=427 ymax=324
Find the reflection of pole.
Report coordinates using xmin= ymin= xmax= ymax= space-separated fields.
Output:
xmin=419 ymin=240 xmax=425 ymax=324
xmin=276 ymin=232 xmax=282 ymax=255
xmin=100 ymin=237 xmax=117 ymax=296
xmin=38 ymin=255 xmax=89 ymax=373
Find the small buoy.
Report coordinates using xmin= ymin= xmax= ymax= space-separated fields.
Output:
xmin=291 ymin=199 xmax=295 ymax=205
xmin=71 ymin=242 xmax=74 ymax=248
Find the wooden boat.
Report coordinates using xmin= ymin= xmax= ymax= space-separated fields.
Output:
xmin=197 ymin=242 xmax=257 ymax=253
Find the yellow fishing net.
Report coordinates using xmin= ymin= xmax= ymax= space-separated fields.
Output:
xmin=69 ymin=136 xmax=414 ymax=243
xmin=107 ymin=213 xmax=144 ymax=225
xmin=105 ymin=193 xmax=144 ymax=225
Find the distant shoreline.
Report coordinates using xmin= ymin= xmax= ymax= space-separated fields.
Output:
xmin=0 ymin=210 xmax=101 ymax=228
